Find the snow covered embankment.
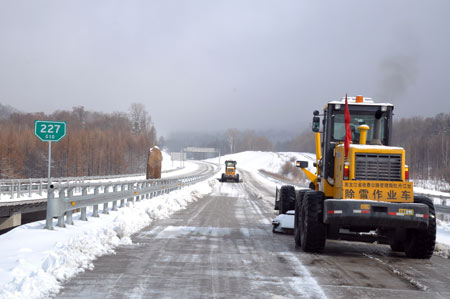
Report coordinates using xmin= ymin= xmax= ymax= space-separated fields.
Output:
xmin=0 ymin=179 xmax=216 ymax=299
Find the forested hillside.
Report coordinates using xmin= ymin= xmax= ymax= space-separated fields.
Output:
xmin=1 ymin=101 xmax=448 ymax=185
xmin=0 ymin=104 xmax=156 ymax=179
xmin=393 ymin=113 xmax=450 ymax=183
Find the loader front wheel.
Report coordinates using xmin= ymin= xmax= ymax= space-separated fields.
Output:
xmin=279 ymin=185 xmax=296 ymax=214
xmin=294 ymin=190 xmax=307 ymax=248
xmin=300 ymin=191 xmax=326 ymax=253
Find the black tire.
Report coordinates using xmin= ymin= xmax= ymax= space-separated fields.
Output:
xmin=390 ymin=240 xmax=404 ymax=252
xmin=299 ymin=191 xmax=327 ymax=252
xmin=404 ymin=196 xmax=436 ymax=259
xmin=279 ymin=185 xmax=296 ymax=214
xmin=294 ymin=189 xmax=308 ymax=248
xmin=272 ymin=224 xmax=278 ymax=233
xmin=389 ymin=228 xmax=405 ymax=252
xmin=236 ymin=174 xmax=240 ymax=183
xmin=221 ymin=173 xmax=225 ymax=182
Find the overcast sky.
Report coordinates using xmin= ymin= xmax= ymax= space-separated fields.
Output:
xmin=0 ymin=1 xmax=449 ymax=136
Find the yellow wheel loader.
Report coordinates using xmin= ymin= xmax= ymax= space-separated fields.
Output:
xmin=220 ymin=160 xmax=240 ymax=183
xmin=281 ymin=95 xmax=435 ymax=258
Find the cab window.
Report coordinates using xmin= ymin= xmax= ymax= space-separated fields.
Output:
xmin=332 ymin=112 xmax=386 ymax=144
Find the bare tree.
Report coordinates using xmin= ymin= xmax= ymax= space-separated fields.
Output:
xmin=226 ymin=128 xmax=239 ymax=154
xmin=129 ymin=103 xmax=150 ymax=133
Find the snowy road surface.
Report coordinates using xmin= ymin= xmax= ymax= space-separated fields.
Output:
xmin=2 ymin=151 xmax=450 ymax=298
xmin=58 ymin=169 xmax=450 ymax=299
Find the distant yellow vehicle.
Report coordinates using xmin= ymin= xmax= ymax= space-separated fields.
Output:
xmin=220 ymin=160 xmax=240 ymax=183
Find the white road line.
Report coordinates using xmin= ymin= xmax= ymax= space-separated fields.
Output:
xmin=278 ymin=252 xmax=329 ymax=299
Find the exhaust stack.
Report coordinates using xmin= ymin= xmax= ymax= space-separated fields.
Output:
xmin=371 ymin=109 xmax=383 ymax=145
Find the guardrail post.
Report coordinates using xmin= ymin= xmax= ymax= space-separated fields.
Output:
xmin=127 ymin=183 xmax=134 ymax=204
xmin=28 ymin=178 xmax=32 ymax=197
xmin=112 ymin=185 xmax=119 ymax=211
xmin=10 ymin=181 xmax=14 ymax=199
xmin=140 ymin=183 xmax=145 ymax=200
xmin=93 ymin=186 xmax=100 ymax=217
xmin=80 ymin=186 xmax=88 ymax=221
xmin=65 ymin=187 xmax=75 ymax=225
xmin=17 ymin=181 xmax=21 ymax=198
xmin=57 ymin=188 xmax=66 ymax=228
xmin=45 ymin=186 xmax=55 ymax=230
xmin=120 ymin=184 xmax=126 ymax=208
xmin=148 ymin=182 xmax=153 ymax=199
xmin=103 ymin=185 xmax=110 ymax=214
xmin=135 ymin=183 xmax=141 ymax=202
xmin=39 ymin=179 xmax=43 ymax=196
xmin=77 ymin=180 xmax=82 ymax=194
xmin=158 ymin=181 xmax=162 ymax=196
xmin=147 ymin=182 xmax=152 ymax=199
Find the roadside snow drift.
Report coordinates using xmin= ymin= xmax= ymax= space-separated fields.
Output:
xmin=0 ymin=179 xmax=215 ymax=299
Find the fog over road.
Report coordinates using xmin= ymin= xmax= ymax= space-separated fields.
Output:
xmin=58 ymin=170 xmax=450 ymax=298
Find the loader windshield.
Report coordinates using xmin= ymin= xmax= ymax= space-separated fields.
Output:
xmin=332 ymin=112 xmax=386 ymax=144
xmin=225 ymin=161 xmax=236 ymax=167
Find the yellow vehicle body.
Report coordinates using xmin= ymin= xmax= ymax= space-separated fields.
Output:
xmin=332 ymin=144 xmax=413 ymax=202
xmin=220 ymin=160 xmax=240 ymax=183
xmin=291 ymin=96 xmax=435 ymax=258
xmin=304 ymin=97 xmax=413 ymax=204
xmin=225 ymin=164 xmax=236 ymax=176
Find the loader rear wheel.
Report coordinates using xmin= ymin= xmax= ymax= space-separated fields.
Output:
xmin=221 ymin=173 xmax=225 ymax=182
xmin=279 ymin=185 xmax=296 ymax=214
xmin=404 ymin=196 xmax=436 ymax=259
xmin=236 ymin=174 xmax=240 ymax=183
xmin=294 ymin=190 xmax=307 ymax=248
xmin=299 ymin=191 xmax=326 ymax=253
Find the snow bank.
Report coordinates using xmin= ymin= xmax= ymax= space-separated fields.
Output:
xmin=161 ymin=150 xmax=177 ymax=172
xmin=212 ymin=151 xmax=316 ymax=174
xmin=0 ymin=179 xmax=216 ymax=299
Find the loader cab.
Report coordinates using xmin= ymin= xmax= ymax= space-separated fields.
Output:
xmin=320 ymin=97 xmax=394 ymax=184
xmin=225 ymin=160 xmax=236 ymax=168
xmin=225 ymin=160 xmax=237 ymax=175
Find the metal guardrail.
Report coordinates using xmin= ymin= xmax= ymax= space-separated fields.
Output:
xmin=436 ymin=205 xmax=450 ymax=214
xmin=415 ymin=192 xmax=450 ymax=202
xmin=0 ymin=168 xmax=186 ymax=200
xmin=415 ymin=192 xmax=450 ymax=214
xmin=45 ymin=167 xmax=220 ymax=230
xmin=0 ymin=173 xmax=144 ymax=200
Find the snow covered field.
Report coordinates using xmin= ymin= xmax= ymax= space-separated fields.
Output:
xmin=1 ymin=151 xmax=450 ymax=298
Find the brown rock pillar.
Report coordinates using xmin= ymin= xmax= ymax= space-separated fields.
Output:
xmin=146 ymin=146 xmax=162 ymax=179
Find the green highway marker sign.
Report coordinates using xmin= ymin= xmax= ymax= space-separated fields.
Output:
xmin=35 ymin=120 xmax=67 ymax=229
xmin=34 ymin=120 xmax=67 ymax=142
